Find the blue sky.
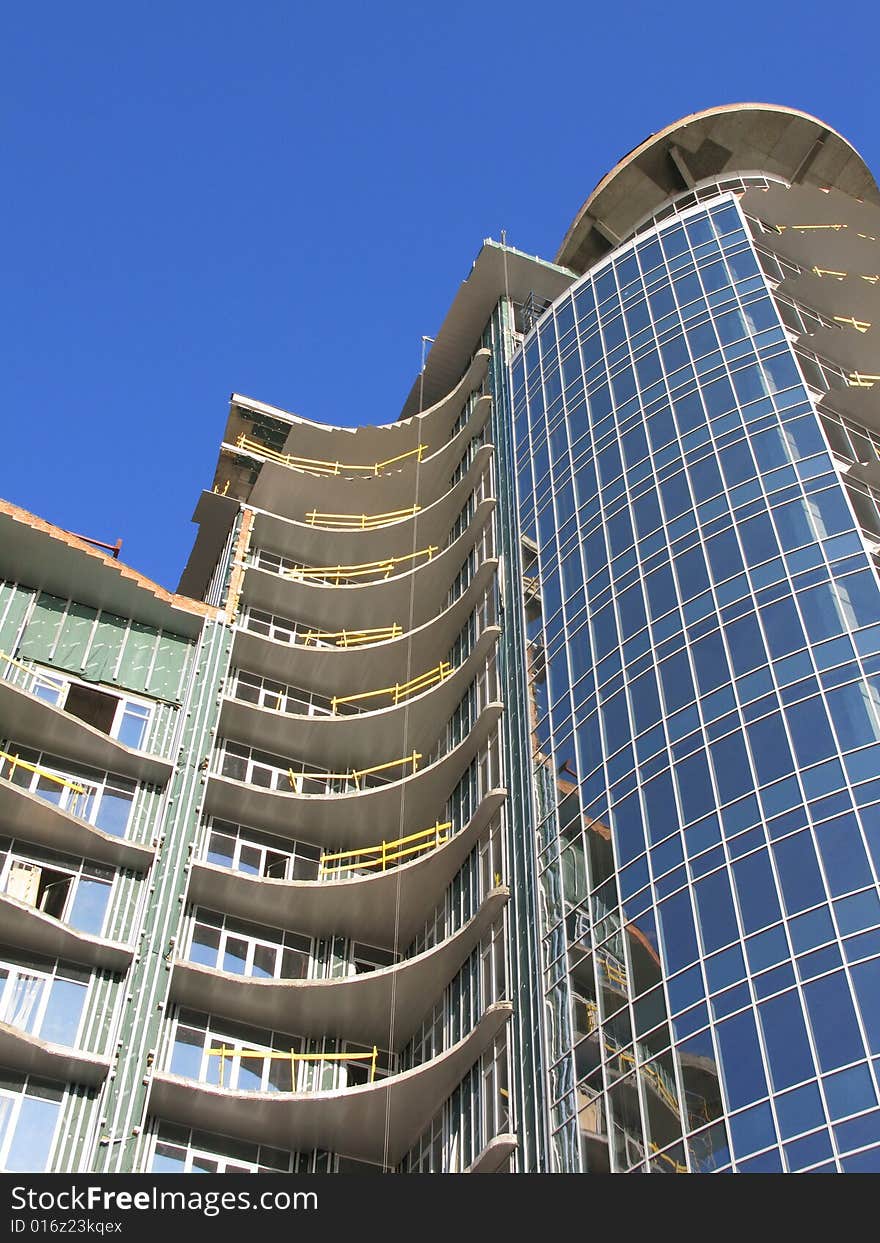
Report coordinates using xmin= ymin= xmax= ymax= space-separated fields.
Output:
xmin=2 ymin=1 xmax=878 ymax=590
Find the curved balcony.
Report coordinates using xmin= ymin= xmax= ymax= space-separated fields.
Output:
xmin=0 ymin=779 xmax=155 ymax=872
xmin=241 ymin=401 xmax=492 ymax=523
xmin=249 ymin=443 xmax=494 ymax=568
xmin=749 ymin=220 xmax=880 ymax=286
xmin=0 ymin=678 xmax=172 ymax=787
xmin=742 ymin=181 xmax=880 ymax=245
xmin=0 ymin=892 xmax=133 ymax=973
xmin=240 ymin=499 xmax=495 ymax=634
xmin=0 ymin=1019 xmax=111 ymax=1088
xmin=148 ymin=999 xmax=511 ymax=1165
xmin=220 ymin=625 xmax=500 ymax=772
xmin=172 ymin=887 xmax=507 ymax=1048
xmin=229 ymin=349 xmax=489 ymax=473
xmin=799 ymin=333 xmax=880 ymax=394
xmin=204 ymin=700 xmax=502 ymax=848
xmin=233 ymin=557 xmax=498 ymax=693
xmin=187 ymin=788 xmax=506 ymax=946
xmin=818 ymin=385 xmax=880 ymax=437
xmin=776 ymin=272 xmax=880 ymax=330
xmin=467 ymin=1134 xmax=518 ymax=1174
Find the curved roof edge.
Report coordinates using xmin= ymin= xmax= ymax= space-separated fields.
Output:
xmin=556 ymin=103 xmax=880 ymax=275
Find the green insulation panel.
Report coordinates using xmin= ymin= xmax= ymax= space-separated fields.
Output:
xmin=0 ymin=582 xmax=34 ymax=654
xmin=18 ymin=593 xmax=194 ymax=703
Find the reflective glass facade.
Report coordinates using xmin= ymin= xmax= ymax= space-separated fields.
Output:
xmin=513 ymin=196 xmax=880 ymax=1173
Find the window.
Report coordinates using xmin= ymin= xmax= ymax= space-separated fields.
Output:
xmin=0 ymin=748 xmax=136 ymax=837
xmin=203 ymin=819 xmax=320 ymax=881
xmin=187 ymin=910 xmax=312 ymax=981
xmin=0 ymin=959 xmax=88 ymax=1046
xmin=168 ymin=1009 xmax=394 ymax=1093
xmin=5 ymin=662 xmax=153 ymax=752
xmin=0 ymin=1074 xmax=63 ymax=1172
xmin=0 ymin=852 xmax=112 ymax=937
xmin=149 ymin=1123 xmax=336 ymax=1173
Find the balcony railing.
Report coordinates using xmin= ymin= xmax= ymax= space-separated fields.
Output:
xmin=330 ymin=662 xmax=451 ymax=713
xmin=235 ymin=433 xmax=427 ymax=478
xmin=217 ymin=743 xmax=425 ymax=797
xmin=304 ymin=506 xmax=421 ymax=530
xmin=0 ymin=750 xmax=92 ymax=816
xmin=288 ymin=752 xmax=422 ymax=794
xmin=210 ymin=1044 xmax=380 ymax=1088
xmin=239 ymin=608 xmax=403 ymax=649
xmin=0 ymin=651 xmax=66 ymax=703
xmin=266 ymin=548 xmax=438 ymax=587
xmin=318 ymin=820 xmax=452 ymax=878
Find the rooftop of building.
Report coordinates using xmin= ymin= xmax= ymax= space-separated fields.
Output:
xmin=557 ymin=102 xmax=880 ymax=275
xmin=0 ymin=497 xmax=218 ymax=637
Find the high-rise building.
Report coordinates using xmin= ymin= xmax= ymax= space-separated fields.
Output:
xmin=2 ymin=103 xmax=880 ymax=1174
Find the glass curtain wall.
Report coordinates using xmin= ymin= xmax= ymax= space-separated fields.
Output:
xmin=513 ymin=195 xmax=880 ymax=1174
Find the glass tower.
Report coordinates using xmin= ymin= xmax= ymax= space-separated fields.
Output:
xmin=512 ymin=125 xmax=880 ymax=1172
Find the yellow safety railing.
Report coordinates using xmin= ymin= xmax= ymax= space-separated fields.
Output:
xmin=834 ymin=315 xmax=871 ymax=333
xmin=288 ymin=751 xmax=421 ymax=792
xmin=319 ymin=820 xmax=452 ymax=876
xmin=619 ymin=1047 xmax=679 ymax=1116
xmin=305 ymin=506 xmax=421 ymax=530
xmin=283 ymin=547 xmax=437 ymax=584
xmin=0 ymin=651 xmax=65 ymax=697
xmin=331 ymin=661 xmax=451 ymax=714
xmin=849 ymin=373 xmax=880 ymax=388
xmin=584 ymin=1000 xmax=680 ymax=1119
xmin=649 ymin=1142 xmax=688 ymax=1174
xmin=0 ymin=749 xmax=90 ymax=815
xmin=235 ymin=433 xmax=427 ymax=477
xmin=300 ymin=625 xmax=403 ymax=647
xmin=782 ymin=223 xmax=848 ymax=232
xmin=811 ymin=266 xmax=880 ymax=284
xmin=208 ymin=1045 xmax=378 ymax=1087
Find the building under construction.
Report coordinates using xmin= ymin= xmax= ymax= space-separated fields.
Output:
xmin=3 ymin=104 xmax=880 ymax=1173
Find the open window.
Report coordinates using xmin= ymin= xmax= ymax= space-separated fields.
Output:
xmin=351 ymin=942 xmax=395 ymax=974
xmin=19 ymin=663 xmax=153 ymax=750
xmin=63 ymin=684 xmax=119 ymax=735
xmin=3 ymin=861 xmax=72 ymax=920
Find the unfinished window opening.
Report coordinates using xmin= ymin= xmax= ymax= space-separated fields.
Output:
xmin=263 ymin=852 xmax=289 ymax=879
xmin=63 ymin=684 xmax=119 ymax=735
xmin=351 ymin=942 xmax=395 ymax=975
xmin=3 ymin=861 xmax=72 ymax=919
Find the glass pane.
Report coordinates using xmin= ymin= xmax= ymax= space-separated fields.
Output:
xmin=236 ymin=1055 xmax=265 ymax=1092
xmin=33 ymin=679 xmax=63 ymax=707
xmin=222 ymin=938 xmax=249 ymax=975
xmin=68 ymin=878 xmax=111 ymax=936
xmin=34 ymin=773 xmax=64 ymax=807
xmin=2 ymin=974 xmax=46 ymax=1034
xmin=268 ymin=1056 xmax=293 ymax=1093
xmin=189 ymin=926 xmax=221 ymax=968
xmin=40 ymin=980 xmax=87 ymax=1045
xmin=251 ymin=944 xmax=277 ymax=979
xmin=281 ymin=947 xmax=308 ymax=979
xmin=151 ymin=1145 xmax=188 ymax=1173
xmin=4 ymin=1096 xmax=60 ymax=1171
xmin=116 ymin=708 xmax=149 ymax=750
xmin=94 ymin=786 xmax=134 ymax=836
xmin=170 ymin=1027 xmax=204 ymax=1080
xmin=206 ymin=833 xmax=235 ymax=869
xmin=237 ymin=845 xmax=261 ymax=876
